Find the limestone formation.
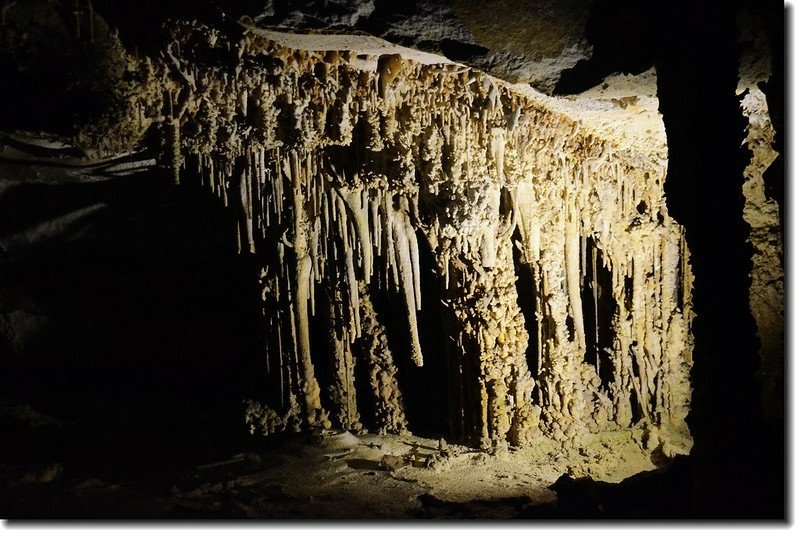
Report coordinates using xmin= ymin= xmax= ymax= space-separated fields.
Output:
xmin=0 ymin=6 xmax=694 ymax=454
xmin=737 ymin=10 xmax=784 ymax=419
xmin=740 ymin=87 xmax=784 ymax=419
xmin=91 ymin=20 xmax=691 ymax=453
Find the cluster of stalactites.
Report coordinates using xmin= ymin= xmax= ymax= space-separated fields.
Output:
xmin=157 ymin=21 xmax=693 ymax=452
xmin=238 ymin=148 xmax=420 ymax=436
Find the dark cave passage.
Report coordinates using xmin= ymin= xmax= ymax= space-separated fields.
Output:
xmin=512 ymin=227 xmax=540 ymax=385
xmin=371 ymin=229 xmax=450 ymax=440
xmin=654 ymin=1 xmax=780 ymax=518
xmin=579 ymin=236 xmax=615 ymax=390
xmin=0 ymin=164 xmax=266 ymax=481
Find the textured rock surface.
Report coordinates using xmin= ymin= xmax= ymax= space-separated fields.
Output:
xmin=0 ymin=0 xmax=785 ymax=520
xmin=737 ymin=20 xmax=784 ymax=419
xmin=0 ymin=2 xmax=693 ymax=455
xmin=121 ymin=20 xmax=690 ymax=453
xmin=214 ymin=0 xmax=592 ymax=94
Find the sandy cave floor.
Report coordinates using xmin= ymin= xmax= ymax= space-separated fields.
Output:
xmin=1 ymin=427 xmax=660 ymax=519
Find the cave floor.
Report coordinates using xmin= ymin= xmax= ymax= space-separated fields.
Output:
xmin=1 ymin=426 xmax=659 ymax=520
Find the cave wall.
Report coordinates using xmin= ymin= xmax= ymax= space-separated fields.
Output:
xmin=737 ymin=6 xmax=784 ymax=421
xmin=106 ymin=21 xmax=694 ymax=452
xmin=740 ymin=87 xmax=783 ymax=420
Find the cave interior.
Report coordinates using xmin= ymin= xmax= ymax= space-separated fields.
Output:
xmin=0 ymin=0 xmax=787 ymax=521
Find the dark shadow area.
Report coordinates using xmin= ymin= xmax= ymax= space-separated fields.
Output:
xmin=579 ymin=236 xmax=615 ymax=388
xmin=370 ymin=229 xmax=449 ymax=440
xmin=308 ymin=275 xmax=338 ymax=424
xmin=511 ymin=229 xmax=540 ymax=384
xmin=436 ymin=39 xmax=490 ymax=63
xmin=553 ymin=0 xmax=785 ymax=519
xmin=655 ymin=0 xmax=784 ymax=519
xmin=0 ymin=164 xmax=265 ymax=491
xmin=0 ymin=1 xmax=253 ymax=138
xmin=414 ymin=492 xmax=532 ymax=520
xmin=0 ymin=0 xmax=787 ymax=521
xmin=758 ymin=4 xmax=787 ymax=236
xmin=554 ymin=0 xmax=657 ymax=95
xmin=89 ymin=0 xmax=262 ymax=51
xmin=520 ymin=456 xmax=693 ymax=519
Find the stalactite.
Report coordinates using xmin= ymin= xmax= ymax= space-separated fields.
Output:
xmin=391 ymin=210 xmax=424 ymax=367
xmin=289 ymin=151 xmax=330 ymax=429
xmin=565 ymin=200 xmax=585 ymax=351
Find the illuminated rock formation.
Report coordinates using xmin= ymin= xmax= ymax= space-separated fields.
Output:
xmin=94 ymin=21 xmax=692 ymax=453
xmin=0 ymin=0 xmax=699 ymax=456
